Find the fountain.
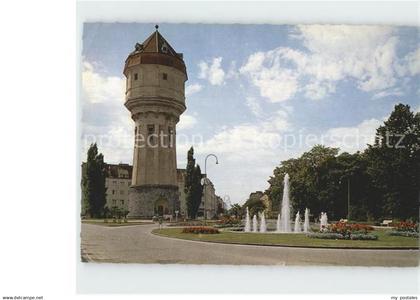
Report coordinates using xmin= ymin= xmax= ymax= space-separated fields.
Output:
xmin=252 ymin=215 xmax=258 ymax=232
xmin=320 ymin=212 xmax=328 ymax=232
xmin=294 ymin=211 xmax=302 ymax=232
xmin=276 ymin=214 xmax=281 ymax=232
xmin=259 ymin=212 xmax=267 ymax=232
xmin=280 ymin=173 xmax=291 ymax=232
xmin=303 ymin=208 xmax=310 ymax=233
xmin=244 ymin=207 xmax=251 ymax=232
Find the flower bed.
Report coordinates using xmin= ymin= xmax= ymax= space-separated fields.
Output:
xmin=329 ymin=222 xmax=374 ymax=235
xmin=394 ymin=221 xmax=419 ymax=232
xmin=182 ymin=226 xmax=220 ymax=234
xmin=309 ymin=221 xmax=377 ymax=240
xmin=388 ymin=222 xmax=419 ymax=238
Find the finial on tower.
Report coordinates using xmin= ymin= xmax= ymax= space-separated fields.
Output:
xmin=155 ymin=24 xmax=159 ymax=31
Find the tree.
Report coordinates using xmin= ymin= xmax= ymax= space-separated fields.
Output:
xmin=267 ymin=145 xmax=340 ymax=219
xmin=365 ymin=104 xmax=420 ymax=220
xmin=335 ymin=152 xmax=371 ymax=221
xmin=81 ymin=143 xmax=107 ymax=218
xmin=243 ymin=192 xmax=265 ymax=216
xmin=266 ymin=103 xmax=420 ymax=222
xmin=228 ymin=203 xmax=243 ymax=218
xmin=184 ymin=147 xmax=203 ymax=219
xmin=192 ymin=165 xmax=204 ymax=218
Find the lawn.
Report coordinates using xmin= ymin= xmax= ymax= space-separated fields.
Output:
xmin=153 ymin=228 xmax=419 ymax=249
xmin=82 ymin=219 xmax=153 ymax=227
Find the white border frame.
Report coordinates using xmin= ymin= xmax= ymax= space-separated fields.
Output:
xmin=76 ymin=1 xmax=420 ymax=294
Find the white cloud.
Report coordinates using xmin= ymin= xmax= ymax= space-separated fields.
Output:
xmin=304 ymin=81 xmax=335 ymax=100
xmin=240 ymin=50 xmax=299 ymax=102
xmin=202 ymin=111 xmax=288 ymax=156
xmin=296 ymin=25 xmax=398 ymax=90
xmin=372 ymin=87 xmax=403 ymax=99
xmin=82 ymin=61 xmax=125 ymax=104
xmin=198 ymin=57 xmax=226 ymax=85
xmin=245 ymin=97 xmax=263 ymax=117
xmin=323 ymin=118 xmax=382 ymax=153
xmin=185 ymin=83 xmax=203 ymax=96
xmin=404 ymin=48 xmax=420 ymax=76
xmin=178 ymin=114 xmax=197 ymax=131
xmin=241 ymin=25 xmax=404 ymax=102
xmin=226 ymin=60 xmax=239 ymax=79
xmin=262 ymin=110 xmax=290 ymax=132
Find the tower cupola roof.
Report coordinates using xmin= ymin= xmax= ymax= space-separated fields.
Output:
xmin=124 ymin=25 xmax=186 ymax=76
xmin=133 ymin=26 xmax=183 ymax=59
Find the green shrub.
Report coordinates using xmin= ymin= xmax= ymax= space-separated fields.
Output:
xmin=308 ymin=232 xmax=378 ymax=240
xmin=182 ymin=226 xmax=220 ymax=234
xmin=350 ymin=234 xmax=378 ymax=240
xmin=307 ymin=233 xmax=344 ymax=240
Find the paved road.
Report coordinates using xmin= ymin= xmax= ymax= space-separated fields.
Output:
xmin=81 ymin=223 xmax=419 ymax=266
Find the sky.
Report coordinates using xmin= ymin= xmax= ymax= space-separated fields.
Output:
xmin=81 ymin=23 xmax=420 ymax=205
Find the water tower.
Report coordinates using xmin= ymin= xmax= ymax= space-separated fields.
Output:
xmin=123 ymin=26 xmax=187 ymax=218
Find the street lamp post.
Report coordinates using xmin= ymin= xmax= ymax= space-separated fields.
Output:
xmin=203 ymin=154 xmax=218 ymax=221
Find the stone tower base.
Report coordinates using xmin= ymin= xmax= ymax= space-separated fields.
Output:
xmin=127 ymin=184 xmax=180 ymax=218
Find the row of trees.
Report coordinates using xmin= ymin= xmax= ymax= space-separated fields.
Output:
xmin=266 ymin=104 xmax=419 ymax=222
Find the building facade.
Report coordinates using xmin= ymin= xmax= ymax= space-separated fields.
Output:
xmin=104 ymin=163 xmax=132 ymax=211
xmin=81 ymin=163 xmax=133 ymax=215
xmin=124 ymin=26 xmax=187 ymax=218
xmin=82 ymin=163 xmax=223 ymax=219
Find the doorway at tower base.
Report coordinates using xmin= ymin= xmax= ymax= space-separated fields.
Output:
xmin=127 ymin=184 xmax=180 ymax=219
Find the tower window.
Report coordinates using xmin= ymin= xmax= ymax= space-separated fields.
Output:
xmin=134 ymin=73 xmax=138 ymax=80
xmin=147 ymin=125 xmax=154 ymax=135
xmin=162 ymin=73 xmax=168 ymax=80
xmin=147 ymin=124 xmax=155 ymax=145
